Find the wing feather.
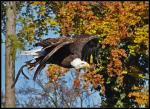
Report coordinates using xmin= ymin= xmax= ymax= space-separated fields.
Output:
xmin=11 ymin=58 xmax=42 ymax=88
xmin=11 ymin=65 xmax=29 ymax=88
xmin=35 ymin=37 xmax=70 ymax=48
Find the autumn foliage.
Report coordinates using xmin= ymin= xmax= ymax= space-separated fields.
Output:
xmin=17 ymin=1 xmax=149 ymax=108
xmin=45 ymin=1 xmax=149 ymax=108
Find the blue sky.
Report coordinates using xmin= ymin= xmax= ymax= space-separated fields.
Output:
xmin=1 ymin=34 xmax=5 ymax=93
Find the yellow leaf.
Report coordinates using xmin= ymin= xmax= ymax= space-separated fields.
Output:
xmin=122 ymin=70 xmax=128 ymax=74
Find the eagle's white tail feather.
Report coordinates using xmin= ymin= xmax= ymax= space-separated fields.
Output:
xmin=20 ymin=48 xmax=42 ymax=58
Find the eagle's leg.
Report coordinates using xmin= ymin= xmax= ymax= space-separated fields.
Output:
xmin=76 ymin=69 xmax=80 ymax=76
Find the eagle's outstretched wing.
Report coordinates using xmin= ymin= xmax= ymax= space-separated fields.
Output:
xmin=33 ymin=40 xmax=74 ymax=80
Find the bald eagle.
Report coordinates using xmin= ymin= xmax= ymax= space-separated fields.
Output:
xmin=11 ymin=35 xmax=100 ymax=88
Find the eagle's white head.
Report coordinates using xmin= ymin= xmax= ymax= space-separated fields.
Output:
xmin=71 ymin=58 xmax=90 ymax=69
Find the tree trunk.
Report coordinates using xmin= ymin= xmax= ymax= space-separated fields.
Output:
xmin=5 ymin=1 xmax=16 ymax=107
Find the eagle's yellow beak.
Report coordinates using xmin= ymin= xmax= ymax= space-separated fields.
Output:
xmin=83 ymin=63 xmax=90 ymax=69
